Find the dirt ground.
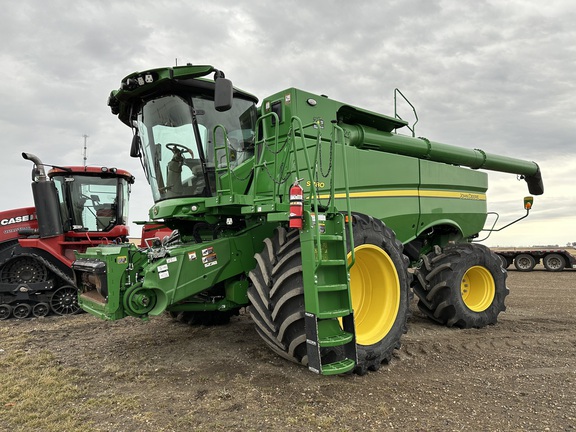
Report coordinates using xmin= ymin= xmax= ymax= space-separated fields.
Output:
xmin=1 ymin=266 xmax=575 ymax=431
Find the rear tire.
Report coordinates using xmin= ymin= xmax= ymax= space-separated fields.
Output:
xmin=413 ymin=243 xmax=508 ymax=328
xmin=514 ymin=253 xmax=536 ymax=272
xmin=543 ymin=253 xmax=565 ymax=272
xmin=248 ymin=214 xmax=411 ymax=375
xmin=498 ymin=254 xmax=512 ymax=269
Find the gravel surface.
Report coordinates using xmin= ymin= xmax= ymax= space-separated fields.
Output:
xmin=2 ymin=266 xmax=575 ymax=431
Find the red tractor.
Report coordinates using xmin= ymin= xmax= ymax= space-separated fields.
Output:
xmin=0 ymin=153 xmax=134 ymax=319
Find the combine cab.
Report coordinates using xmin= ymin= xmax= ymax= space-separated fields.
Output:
xmin=0 ymin=153 xmax=133 ymax=319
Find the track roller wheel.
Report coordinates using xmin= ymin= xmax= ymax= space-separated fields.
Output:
xmin=12 ymin=303 xmax=32 ymax=319
xmin=413 ymin=243 xmax=508 ymax=328
xmin=32 ymin=302 xmax=50 ymax=318
xmin=0 ymin=304 xmax=12 ymax=320
xmin=248 ymin=214 xmax=411 ymax=375
xmin=0 ymin=257 xmax=48 ymax=283
xmin=50 ymin=285 xmax=81 ymax=315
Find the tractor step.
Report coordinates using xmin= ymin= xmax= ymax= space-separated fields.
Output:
xmin=316 ymin=283 xmax=348 ymax=292
xmin=317 ymin=309 xmax=352 ymax=319
xmin=320 ymin=359 xmax=356 ymax=375
xmin=317 ymin=259 xmax=347 ymax=266
xmin=318 ymin=330 xmax=354 ymax=347
xmin=318 ymin=234 xmax=343 ymax=241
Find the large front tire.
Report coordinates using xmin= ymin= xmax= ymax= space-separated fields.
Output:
xmin=248 ymin=214 xmax=411 ymax=374
xmin=413 ymin=243 xmax=508 ymax=328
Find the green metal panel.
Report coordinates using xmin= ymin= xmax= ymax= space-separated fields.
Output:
xmin=417 ymin=160 xmax=488 ymax=239
xmin=76 ymin=244 xmax=143 ymax=320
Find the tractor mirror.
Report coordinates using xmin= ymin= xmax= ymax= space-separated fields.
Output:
xmin=214 ymin=77 xmax=233 ymax=112
xmin=130 ymin=134 xmax=141 ymax=158
xmin=524 ymin=196 xmax=533 ymax=210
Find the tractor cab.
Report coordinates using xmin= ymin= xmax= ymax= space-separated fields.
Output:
xmin=48 ymin=166 xmax=134 ymax=237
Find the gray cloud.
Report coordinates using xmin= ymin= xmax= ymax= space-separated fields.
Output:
xmin=1 ymin=0 xmax=574 ymax=246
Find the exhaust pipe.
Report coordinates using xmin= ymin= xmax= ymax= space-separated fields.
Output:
xmin=22 ymin=152 xmax=63 ymax=238
xmin=22 ymin=152 xmax=48 ymax=182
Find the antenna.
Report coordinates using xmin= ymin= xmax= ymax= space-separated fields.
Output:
xmin=82 ymin=134 xmax=88 ymax=166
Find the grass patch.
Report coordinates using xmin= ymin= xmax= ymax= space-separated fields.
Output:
xmin=0 ymin=344 xmax=96 ymax=431
xmin=0 ymin=328 xmax=147 ymax=432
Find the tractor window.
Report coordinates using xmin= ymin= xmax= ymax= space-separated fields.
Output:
xmin=137 ymin=93 xmax=257 ymax=202
xmin=52 ymin=175 xmax=129 ymax=232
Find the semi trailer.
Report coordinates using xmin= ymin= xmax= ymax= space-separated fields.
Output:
xmin=495 ymin=247 xmax=576 ymax=272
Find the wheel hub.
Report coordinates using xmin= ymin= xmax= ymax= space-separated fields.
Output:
xmin=461 ymin=266 xmax=495 ymax=312
xmin=348 ymin=244 xmax=400 ymax=346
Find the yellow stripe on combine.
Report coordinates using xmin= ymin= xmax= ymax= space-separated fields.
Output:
xmin=318 ymin=190 xmax=486 ymax=201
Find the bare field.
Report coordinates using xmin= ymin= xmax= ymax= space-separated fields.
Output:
xmin=1 ymin=267 xmax=575 ymax=431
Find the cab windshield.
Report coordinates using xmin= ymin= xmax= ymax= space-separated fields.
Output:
xmin=137 ymin=94 xmax=257 ymax=202
xmin=52 ymin=174 xmax=130 ymax=232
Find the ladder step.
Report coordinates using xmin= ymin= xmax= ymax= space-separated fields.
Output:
xmin=319 ymin=234 xmax=343 ymax=241
xmin=317 ymin=259 xmax=346 ymax=267
xmin=319 ymin=358 xmax=356 ymax=376
xmin=316 ymin=283 xmax=348 ymax=292
xmin=317 ymin=309 xmax=351 ymax=319
xmin=319 ymin=330 xmax=354 ymax=347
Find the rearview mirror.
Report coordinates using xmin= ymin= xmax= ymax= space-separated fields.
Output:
xmin=214 ymin=77 xmax=233 ymax=112
xmin=130 ymin=134 xmax=141 ymax=158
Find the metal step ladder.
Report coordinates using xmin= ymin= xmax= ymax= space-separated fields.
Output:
xmin=300 ymin=211 xmax=357 ymax=375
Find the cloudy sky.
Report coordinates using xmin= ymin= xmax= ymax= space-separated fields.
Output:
xmin=1 ymin=0 xmax=574 ymax=247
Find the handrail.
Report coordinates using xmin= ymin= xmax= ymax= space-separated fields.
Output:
xmin=212 ymin=124 xmax=232 ymax=196
xmin=253 ymin=112 xmax=281 ymax=199
xmin=332 ymin=123 xmax=355 ymax=270
xmin=394 ymin=88 xmax=418 ymax=137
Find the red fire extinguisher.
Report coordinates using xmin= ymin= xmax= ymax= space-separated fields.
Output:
xmin=289 ymin=180 xmax=304 ymax=229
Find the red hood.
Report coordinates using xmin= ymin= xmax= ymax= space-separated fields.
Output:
xmin=0 ymin=207 xmax=38 ymax=243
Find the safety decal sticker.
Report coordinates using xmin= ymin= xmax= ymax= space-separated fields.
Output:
xmin=159 ymin=271 xmax=169 ymax=279
xmin=158 ymin=264 xmax=168 ymax=272
xmin=188 ymin=251 xmax=197 ymax=261
xmin=166 ymin=257 xmax=177 ymax=264
xmin=116 ymin=256 xmax=127 ymax=264
xmin=202 ymin=246 xmax=214 ymax=256
xmin=202 ymin=253 xmax=218 ymax=268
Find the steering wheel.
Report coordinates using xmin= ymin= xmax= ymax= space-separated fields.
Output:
xmin=166 ymin=143 xmax=194 ymax=159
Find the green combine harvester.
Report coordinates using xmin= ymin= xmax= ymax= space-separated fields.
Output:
xmin=73 ymin=64 xmax=543 ymax=375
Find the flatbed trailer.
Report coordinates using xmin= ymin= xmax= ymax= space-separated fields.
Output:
xmin=495 ymin=248 xmax=576 ymax=272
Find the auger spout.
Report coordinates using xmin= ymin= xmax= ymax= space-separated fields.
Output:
xmin=342 ymin=123 xmax=543 ymax=195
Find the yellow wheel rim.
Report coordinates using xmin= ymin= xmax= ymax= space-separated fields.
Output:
xmin=461 ymin=266 xmax=495 ymax=312
xmin=347 ymin=244 xmax=400 ymax=346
